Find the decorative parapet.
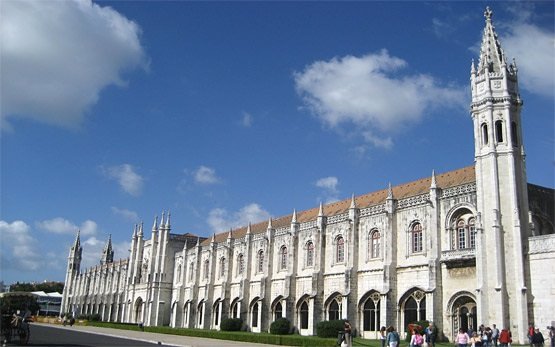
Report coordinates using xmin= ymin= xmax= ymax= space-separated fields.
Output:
xmin=275 ymin=226 xmax=290 ymax=236
xmin=299 ymin=220 xmax=317 ymax=231
xmin=360 ymin=204 xmax=385 ymax=217
xmin=397 ymin=194 xmax=430 ymax=210
xmin=328 ymin=213 xmax=349 ymax=225
xmin=528 ymin=234 xmax=555 ymax=255
xmin=440 ymin=183 xmax=476 ymax=199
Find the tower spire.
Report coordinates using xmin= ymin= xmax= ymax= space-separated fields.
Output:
xmin=477 ymin=6 xmax=505 ymax=74
xmin=101 ymin=234 xmax=114 ymax=265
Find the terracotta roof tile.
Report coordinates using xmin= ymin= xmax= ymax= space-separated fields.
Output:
xmin=200 ymin=165 xmax=475 ymax=246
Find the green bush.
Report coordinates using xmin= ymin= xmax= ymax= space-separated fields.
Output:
xmin=220 ymin=317 xmax=243 ymax=331
xmin=270 ymin=317 xmax=291 ymax=335
xmin=316 ymin=319 xmax=346 ymax=338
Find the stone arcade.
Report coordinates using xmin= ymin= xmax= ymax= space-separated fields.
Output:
xmin=61 ymin=8 xmax=554 ymax=342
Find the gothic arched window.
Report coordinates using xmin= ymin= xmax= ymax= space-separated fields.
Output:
xmin=237 ymin=254 xmax=245 ymax=275
xmin=300 ymin=301 xmax=309 ymax=329
xmin=257 ymin=250 xmax=264 ymax=273
xmin=280 ymin=246 xmax=288 ymax=270
xmin=370 ymin=230 xmax=380 ymax=258
xmin=203 ymin=260 xmax=209 ymax=280
xmin=328 ymin=297 xmax=341 ymax=321
xmin=336 ymin=236 xmax=345 ymax=263
xmin=251 ymin=301 xmax=259 ymax=328
xmin=411 ymin=223 xmax=423 ymax=253
xmin=306 ymin=241 xmax=314 ymax=267
xmin=219 ymin=257 xmax=225 ymax=278
xmin=274 ymin=302 xmax=283 ymax=321
xmin=188 ymin=262 xmax=194 ymax=282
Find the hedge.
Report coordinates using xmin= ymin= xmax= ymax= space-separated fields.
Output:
xmin=270 ymin=317 xmax=291 ymax=335
xmin=316 ymin=319 xmax=346 ymax=338
xmin=89 ymin=322 xmax=338 ymax=346
xmin=220 ymin=318 xmax=243 ymax=331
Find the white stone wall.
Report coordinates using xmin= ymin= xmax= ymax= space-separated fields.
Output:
xmin=527 ymin=235 xmax=555 ymax=333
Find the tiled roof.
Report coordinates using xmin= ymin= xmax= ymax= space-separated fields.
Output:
xmin=200 ymin=165 xmax=476 ymax=246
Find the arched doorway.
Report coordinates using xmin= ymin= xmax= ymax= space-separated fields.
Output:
xmin=134 ymin=297 xmax=143 ymax=323
xmin=449 ymin=292 xmax=477 ymax=338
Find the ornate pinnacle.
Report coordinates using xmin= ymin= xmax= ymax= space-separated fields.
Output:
xmin=484 ymin=6 xmax=492 ymax=22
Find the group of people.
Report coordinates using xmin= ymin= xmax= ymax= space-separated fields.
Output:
xmin=456 ymin=324 xmax=511 ymax=347
xmin=377 ymin=322 xmax=438 ymax=347
xmin=340 ymin=321 xmax=553 ymax=347
xmin=528 ymin=325 xmax=548 ymax=347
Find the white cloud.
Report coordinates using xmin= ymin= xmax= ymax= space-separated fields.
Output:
xmin=111 ymin=207 xmax=139 ymax=222
xmin=36 ymin=217 xmax=98 ymax=236
xmin=294 ymin=50 xmax=466 ymax=147
xmin=315 ymin=176 xmax=340 ymax=203
xmin=207 ymin=203 xmax=271 ymax=233
xmin=0 ymin=0 xmax=147 ymax=129
xmin=315 ymin=176 xmax=339 ymax=193
xmin=194 ymin=166 xmax=221 ymax=185
xmin=501 ymin=24 xmax=555 ymax=98
xmin=0 ymin=220 xmax=42 ymax=271
xmin=102 ymin=164 xmax=144 ymax=196
xmin=241 ymin=111 xmax=253 ymax=127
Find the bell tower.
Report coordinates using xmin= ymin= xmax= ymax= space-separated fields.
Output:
xmin=61 ymin=230 xmax=82 ymax=315
xmin=470 ymin=7 xmax=530 ymax=341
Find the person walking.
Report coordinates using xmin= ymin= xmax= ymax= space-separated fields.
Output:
xmin=455 ymin=328 xmax=471 ymax=347
xmin=492 ymin=324 xmax=500 ymax=347
xmin=386 ymin=326 xmax=401 ymax=347
xmin=425 ymin=322 xmax=438 ymax=347
xmin=380 ymin=326 xmax=387 ymax=347
xmin=499 ymin=328 xmax=512 ymax=347
xmin=531 ymin=328 xmax=545 ymax=347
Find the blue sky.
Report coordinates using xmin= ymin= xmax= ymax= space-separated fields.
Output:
xmin=1 ymin=1 xmax=553 ymax=285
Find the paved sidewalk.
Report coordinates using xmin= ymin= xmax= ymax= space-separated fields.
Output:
xmin=35 ymin=322 xmax=284 ymax=347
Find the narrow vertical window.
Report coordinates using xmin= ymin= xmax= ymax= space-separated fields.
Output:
xmin=481 ymin=123 xmax=489 ymax=145
xmin=231 ymin=302 xmax=238 ymax=318
xmin=188 ymin=263 xmax=194 ymax=282
xmin=219 ymin=257 xmax=225 ymax=278
xmin=257 ymin=250 xmax=264 ymax=273
xmin=469 ymin=218 xmax=476 ymax=248
xmin=237 ymin=254 xmax=245 ymax=274
xmin=300 ymin=301 xmax=309 ymax=329
xmin=280 ymin=246 xmax=288 ymax=270
xmin=274 ymin=302 xmax=283 ymax=320
xmin=370 ymin=230 xmax=380 ymax=258
xmin=336 ymin=236 xmax=345 ymax=263
xmin=457 ymin=220 xmax=466 ymax=249
xmin=495 ymin=120 xmax=504 ymax=143
xmin=411 ymin=223 xmax=423 ymax=253
xmin=252 ymin=302 xmax=259 ymax=328
xmin=203 ymin=260 xmax=209 ymax=279
xmin=306 ymin=241 xmax=314 ymax=267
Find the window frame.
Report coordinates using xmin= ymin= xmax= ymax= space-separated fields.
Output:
xmin=411 ymin=222 xmax=423 ymax=253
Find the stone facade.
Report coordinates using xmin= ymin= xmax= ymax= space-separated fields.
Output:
xmin=61 ymin=8 xmax=555 ymax=343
